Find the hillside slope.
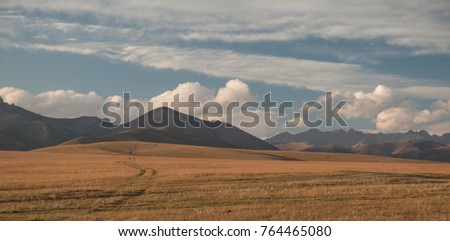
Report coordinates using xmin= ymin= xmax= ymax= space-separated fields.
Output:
xmin=0 ymin=100 xmax=110 ymax=150
xmin=67 ymin=107 xmax=277 ymax=150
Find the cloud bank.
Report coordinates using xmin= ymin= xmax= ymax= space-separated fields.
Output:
xmin=335 ymin=86 xmax=450 ymax=134
xmin=14 ymin=42 xmax=444 ymax=99
xmin=1 ymin=0 xmax=449 ymax=54
xmin=0 ymin=87 xmax=104 ymax=118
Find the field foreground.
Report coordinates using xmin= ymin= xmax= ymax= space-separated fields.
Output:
xmin=1 ymin=141 xmax=450 ymax=220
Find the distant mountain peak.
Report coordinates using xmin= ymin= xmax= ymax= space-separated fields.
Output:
xmin=406 ymin=130 xmax=416 ymax=134
xmin=267 ymin=129 xmax=450 ymax=147
xmin=418 ymin=129 xmax=430 ymax=135
xmin=271 ymin=129 xmax=450 ymax=162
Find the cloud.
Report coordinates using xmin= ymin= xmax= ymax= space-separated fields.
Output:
xmin=124 ymin=79 xmax=329 ymax=137
xmin=339 ymin=85 xmax=395 ymax=119
xmin=214 ymin=79 xmax=255 ymax=104
xmin=149 ymin=79 xmax=279 ymax=137
xmin=376 ymin=107 xmax=415 ymax=132
xmin=16 ymin=42 xmax=422 ymax=94
xmin=1 ymin=0 xmax=449 ymax=54
xmin=150 ymin=82 xmax=215 ymax=107
xmin=1 ymin=4 xmax=448 ymax=100
xmin=413 ymin=100 xmax=450 ymax=124
xmin=312 ymin=85 xmax=450 ymax=134
xmin=375 ymin=99 xmax=450 ymax=134
xmin=0 ymin=87 xmax=34 ymax=109
xmin=2 ymin=0 xmax=448 ymax=137
xmin=0 ymin=87 xmax=104 ymax=118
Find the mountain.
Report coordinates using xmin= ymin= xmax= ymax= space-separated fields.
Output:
xmin=267 ymin=128 xmax=450 ymax=146
xmin=0 ymin=99 xmax=111 ymax=150
xmin=266 ymin=129 xmax=450 ymax=162
xmin=67 ymin=107 xmax=277 ymax=150
xmin=273 ymin=140 xmax=450 ymax=162
xmin=304 ymin=145 xmax=354 ymax=154
xmin=268 ymin=129 xmax=450 ymax=162
xmin=353 ymin=140 xmax=450 ymax=162
xmin=0 ymin=100 xmax=276 ymax=151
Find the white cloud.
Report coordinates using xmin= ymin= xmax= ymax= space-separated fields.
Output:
xmin=148 ymin=80 xmax=450 ymax=136
xmin=413 ymin=100 xmax=450 ymax=124
xmin=0 ymin=0 xmax=450 ymax=54
xmin=149 ymin=79 xmax=281 ymax=137
xmin=376 ymin=107 xmax=415 ymax=132
xmin=340 ymin=85 xmax=395 ymax=119
xmin=312 ymin=85 xmax=450 ymax=134
xmin=214 ymin=79 xmax=255 ymax=104
xmin=2 ymin=0 xmax=449 ymax=137
xmin=25 ymin=43 xmax=98 ymax=55
xmin=0 ymin=87 xmax=104 ymax=118
xmin=17 ymin=42 xmax=420 ymax=94
xmin=0 ymin=87 xmax=34 ymax=109
xmin=1 ymin=3 xmax=448 ymax=101
xmin=1 ymin=0 xmax=449 ymax=53
xmin=149 ymin=81 xmax=215 ymax=118
xmin=375 ymin=99 xmax=450 ymax=134
xmin=150 ymin=82 xmax=215 ymax=108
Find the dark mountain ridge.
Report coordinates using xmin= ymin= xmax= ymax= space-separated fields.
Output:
xmin=0 ymin=101 xmax=276 ymax=151
xmin=0 ymin=99 xmax=110 ymax=150
xmin=267 ymin=128 xmax=450 ymax=146
xmin=302 ymin=140 xmax=450 ymax=162
xmin=69 ymin=106 xmax=277 ymax=150
xmin=268 ymin=129 xmax=450 ymax=162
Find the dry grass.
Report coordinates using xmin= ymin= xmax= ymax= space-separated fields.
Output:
xmin=1 ymin=141 xmax=450 ymax=220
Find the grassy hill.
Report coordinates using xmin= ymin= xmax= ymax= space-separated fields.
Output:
xmin=35 ymin=141 xmax=434 ymax=163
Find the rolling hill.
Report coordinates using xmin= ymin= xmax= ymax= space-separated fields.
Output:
xmin=36 ymin=140 xmax=432 ymax=163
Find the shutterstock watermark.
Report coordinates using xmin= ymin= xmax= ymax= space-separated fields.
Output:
xmin=101 ymin=92 xmax=348 ymax=129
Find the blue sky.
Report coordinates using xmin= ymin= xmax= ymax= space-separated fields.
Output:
xmin=0 ymin=0 xmax=449 ymax=137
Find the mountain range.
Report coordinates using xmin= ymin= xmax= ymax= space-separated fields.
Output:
xmin=267 ymin=128 xmax=450 ymax=146
xmin=0 ymin=99 xmax=276 ymax=151
xmin=0 ymin=99 xmax=110 ymax=150
xmin=1 ymin=99 xmax=449 ymax=162
xmin=267 ymin=129 xmax=450 ymax=162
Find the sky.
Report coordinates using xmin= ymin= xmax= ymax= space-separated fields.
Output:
xmin=0 ymin=0 xmax=449 ymax=138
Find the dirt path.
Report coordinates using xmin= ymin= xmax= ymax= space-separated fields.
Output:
xmin=92 ymin=158 xmax=157 ymax=212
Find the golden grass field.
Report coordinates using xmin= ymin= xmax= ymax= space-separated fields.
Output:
xmin=1 ymin=141 xmax=450 ymax=220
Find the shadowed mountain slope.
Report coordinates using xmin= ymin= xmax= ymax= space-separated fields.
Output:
xmin=0 ymin=100 xmax=110 ymax=150
xmin=68 ymin=107 xmax=277 ymax=150
xmin=0 ymin=101 xmax=276 ymax=151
